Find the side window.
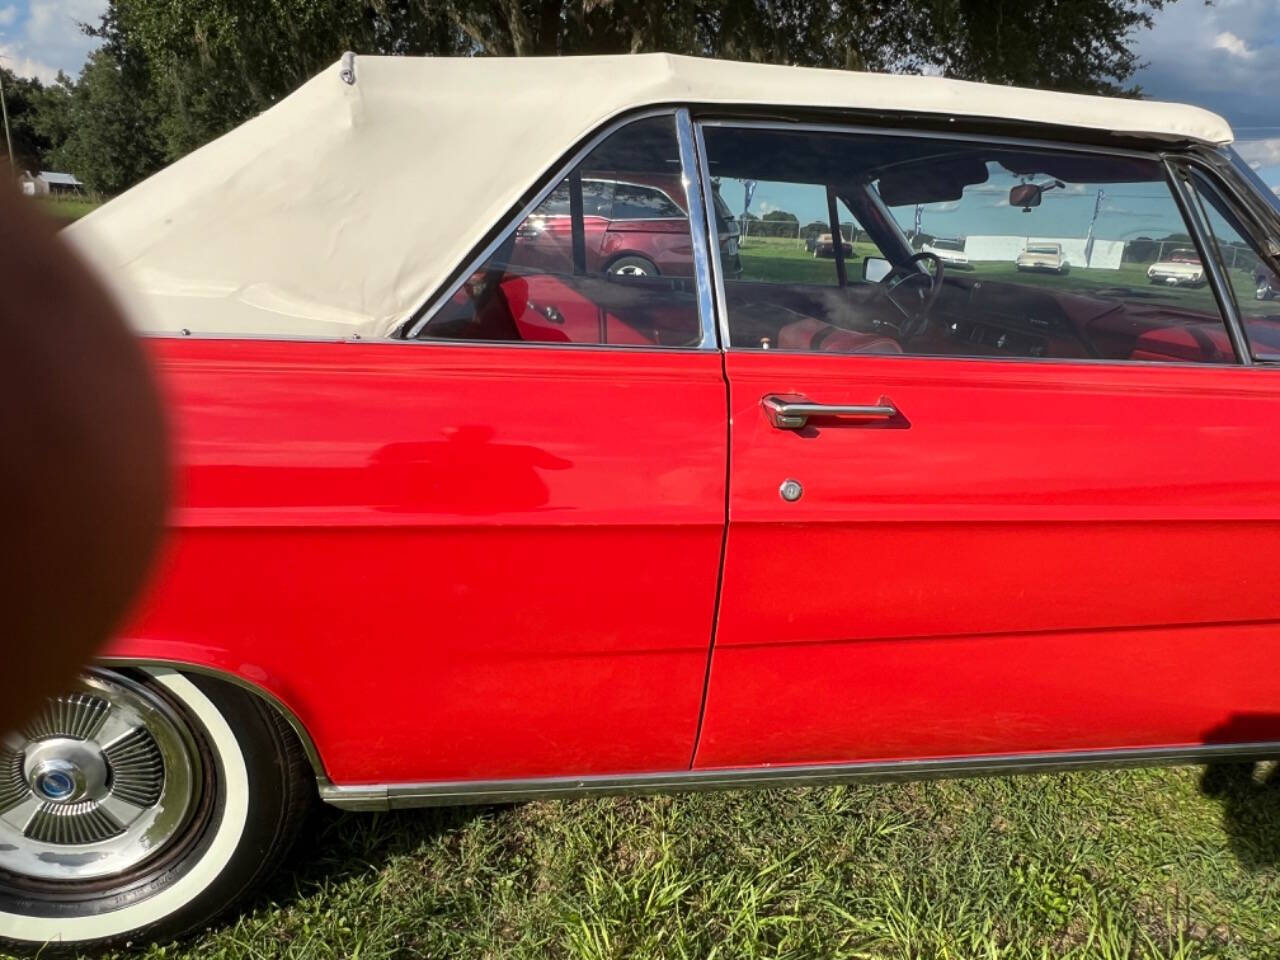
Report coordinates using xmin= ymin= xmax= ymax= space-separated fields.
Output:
xmin=611 ymin=183 xmax=685 ymax=220
xmin=702 ymin=126 xmax=1238 ymax=363
xmin=412 ymin=116 xmax=702 ymax=347
xmin=1187 ymin=171 xmax=1280 ymax=359
xmin=530 ymin=179 xmax=613 ymax=218
xmin=718 ymin=179 xmax=872 ymax=289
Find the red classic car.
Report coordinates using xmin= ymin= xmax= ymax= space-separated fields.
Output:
xmin=7 ymin=52 xmax=1280 ymax=952
xmin=511 ymin=173 xmax=742 ymax=278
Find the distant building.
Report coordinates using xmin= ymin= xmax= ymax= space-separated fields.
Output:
xmin=18 ymin=170 xmax=84 ymax=196
xmin=18 ymin=171 xmax=44 ymax=196
xmin=38 ymin=171 xmax=84 ymax=195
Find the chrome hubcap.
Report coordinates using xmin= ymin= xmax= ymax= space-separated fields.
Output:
xmin=24 ymin=738 xmax=110 ymax=804
xmin=0 ymin=673 xmax=200 ymax=882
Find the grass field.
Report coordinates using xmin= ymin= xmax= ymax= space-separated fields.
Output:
xmin=30 ymin=195 xmax=100 ymax=224
xmin=736 ymin=236 xmax=1240 ymax=317
xmin=11 ymin=762 xmax=1280 ymax=959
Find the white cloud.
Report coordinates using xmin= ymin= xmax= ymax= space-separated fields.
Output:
xmin=0 ymin=43 xmax=60 ymax=82
xmin=0 ymin=0 xmax=106 ymax=81
xmin=1235 ymin=138 xmax=1280 ymax=167
xmin=1212 ymin=31 xmax=1255 ymax=60
xmin=1136 ymin=1 xmax=1280 ymax=134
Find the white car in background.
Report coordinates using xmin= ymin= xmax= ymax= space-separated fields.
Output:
xmin=1016 ymin=242 xmax=1070 ymax=274
xmin=1147 ymin=248 xmax=1206 ymax=287
xmin=923 ymin=237 xmax=972 ymax=269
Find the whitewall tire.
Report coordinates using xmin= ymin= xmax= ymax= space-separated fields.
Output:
xmin=0 ymin=667 xmax=311 ymax=954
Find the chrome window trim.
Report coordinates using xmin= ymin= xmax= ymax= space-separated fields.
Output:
xmin=403 ymin=107 xmax=717 ymax=349
xmin=360 ymin=334 xmax=1246 ymax=367
xmin=320 ymin=740 xmax=1280 ymax=811
xmin=352 ymin=337 xmax=724 ymax=356
xmin=692 ymin=122 xmax=731 ymax=350
xmin=138 ymin=331 xmax=348 ymax=344
xmin=1165 ymin=158 xmax=1253 ymax=365
xmin=675 ymin=108 xmax=721 ymax=349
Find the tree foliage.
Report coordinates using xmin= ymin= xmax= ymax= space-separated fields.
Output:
xmin=13 ymin=0 xmax=1177 ymax=195
xmin=0 ymin=67 xmax=60 ymax=174
xmin=44 ymin=51 xmax=165 ymax=195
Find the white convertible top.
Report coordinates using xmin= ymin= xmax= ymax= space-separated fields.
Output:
xmin=66 ymin=54 xmax=1234 ymax=338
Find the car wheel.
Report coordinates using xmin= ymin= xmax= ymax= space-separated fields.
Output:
xmin=1258 ymin=278 xmax=1274 ymax=301
xmin=606 ymin=255 xmax=658 ymax=277
xmin=0 ymin=668 xmax=311 ymax=955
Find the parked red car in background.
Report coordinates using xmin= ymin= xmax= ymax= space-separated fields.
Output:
xmin=510 ymin=173 xmax=742 ymax=278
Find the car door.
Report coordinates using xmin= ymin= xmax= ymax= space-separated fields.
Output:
xmin=692 ymin=121 xmax=1280 ymax=771
xmin=125 ymin=111 xmax=727 ymax=786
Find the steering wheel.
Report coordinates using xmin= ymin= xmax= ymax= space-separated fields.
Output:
xmin=873 ymin=251 xmax=945 ymax=340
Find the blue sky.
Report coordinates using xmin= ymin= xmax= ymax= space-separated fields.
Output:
xmin=1 ymin=0 xmax=1277 ymax=208
xmin=0 ymin=0 xmax=101 ymax=83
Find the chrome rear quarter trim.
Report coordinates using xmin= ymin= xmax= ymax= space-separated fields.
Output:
xmin=320 ymin=741 xmax=1280 ymax=811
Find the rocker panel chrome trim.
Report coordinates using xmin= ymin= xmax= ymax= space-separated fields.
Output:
xmin=319 ymin=741 xmax=1280 ymax=811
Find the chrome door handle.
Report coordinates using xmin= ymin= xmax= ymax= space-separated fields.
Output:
xmin=762 ymin=394 xmax=898 ymax=430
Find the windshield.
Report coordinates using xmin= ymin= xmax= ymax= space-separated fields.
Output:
xmin=1169 ymin=249 xmax=1200 ymax=263
xmin=1027 ymin=244 xmax=1059 ymax=254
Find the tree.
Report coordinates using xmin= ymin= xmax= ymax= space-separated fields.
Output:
xmin=103 ymin=0 xmax=467 ymax=160
xmin=29 ymin=74 xmax=76 ymax=161
xmin=433 ymin=0 xmax=1175 ymax=94
xmin=0 ymin=68 xmax=58 ymax=173
xmin=46 ymin=50 xmax=164 ymax=195
xmin=9 ymin=0 xmax=1184 ymax=195
xmin=101 ymin=0 xmax=1177 ymax=162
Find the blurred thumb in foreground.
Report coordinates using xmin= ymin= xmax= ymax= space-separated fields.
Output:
xmin=0 ymin=186 xmax=168 ymax=731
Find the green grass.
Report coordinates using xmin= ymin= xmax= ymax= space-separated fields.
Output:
xmin=30 ymin=195 xmax=101 ymax=225
xmin=738 ymin=236 xmax=885 ymax=284
xmin=736 ymin=236 xmax=1247 ymax=318
xmin=13 ymin=762 xmax=1280 ymax=959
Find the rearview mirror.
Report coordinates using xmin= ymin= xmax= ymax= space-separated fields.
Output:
xmin=1010 ymin=183 xmax=1042 ymax=209
xmin=863 ymin=257 xmax=893 ymax=283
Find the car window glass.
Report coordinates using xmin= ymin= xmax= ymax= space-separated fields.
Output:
xmin=412 ymin=115 xmax=704 ymax=348
xmin=1188 ymin=171 xmax=1280 ymax=359
xmin=611 ymin=183 xmax=685 ymax=220
xmin=702 ymin=126 xmax=1237 ymax=363
xmin=531 ymin=179 xmax=613 ymax=218
xmin=712 ymin=178 xmax=875 ymax=289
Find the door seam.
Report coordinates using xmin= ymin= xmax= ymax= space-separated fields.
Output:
xmin=688 ymin=349 xmax=732 ymax=768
